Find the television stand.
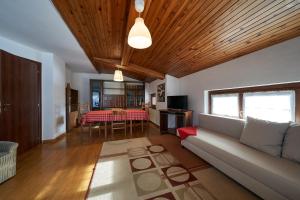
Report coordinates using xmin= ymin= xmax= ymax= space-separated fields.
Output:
xmin=159 ymin=109 xmax=193 ymax=134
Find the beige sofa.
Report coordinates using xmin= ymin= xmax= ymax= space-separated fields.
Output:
xmin=181 ymin=114 xmax=300 ymax=200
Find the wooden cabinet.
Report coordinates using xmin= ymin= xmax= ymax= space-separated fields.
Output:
xmin=70 ymin=89 xmax=78 ymax=112
xmin=66 ymin=83 xmax=78 ymax=132
xmin=90 ymin=80 xmax=145 ymax=110
xmin=159 ymin=109 xmax=193 ymax=134
xmin=103 ymin=81 xmax=125 ymax=108
xmin=160 ymin=111 xmax=168 ymax=132
xmin=125 ymin=83 xmax=145 ymax=108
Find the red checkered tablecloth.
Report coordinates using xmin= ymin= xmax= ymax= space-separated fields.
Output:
xmin=81 ymin=109 xmax=149 ymax=125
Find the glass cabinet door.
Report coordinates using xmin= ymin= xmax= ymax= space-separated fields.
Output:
xmin=90 ymin=80 xmax=101 ymax=110
xmin=92 ymin=91 xmax=100 ymax=110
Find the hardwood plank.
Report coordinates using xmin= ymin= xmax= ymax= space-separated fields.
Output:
xmin=0 ymin=124 xmax=161 ymax=199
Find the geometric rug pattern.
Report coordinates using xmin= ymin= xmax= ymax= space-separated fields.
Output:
xmin=87 ymin=137 xmax=260 ymax=200
xmin=129 ymin=144 xmax=215 ymax=199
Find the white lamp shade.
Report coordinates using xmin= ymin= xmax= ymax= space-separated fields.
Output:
xmin=113 ymin=69 xmax=124 ymax=82
xmin=128 ymin=17 xmax=152 ymax=49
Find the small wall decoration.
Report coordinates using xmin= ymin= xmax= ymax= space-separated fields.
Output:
xmin=157 ymin=83 xmax=165 ymax=102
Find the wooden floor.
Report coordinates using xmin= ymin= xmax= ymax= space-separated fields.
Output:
xmin=0 ymin=123 xmax=160 ymax=200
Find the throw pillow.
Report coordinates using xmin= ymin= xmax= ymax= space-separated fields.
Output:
xmin=282 ymin=123 xmax=300 ymax=163
xmin=240 ymin=117 xmax=290 ymax=157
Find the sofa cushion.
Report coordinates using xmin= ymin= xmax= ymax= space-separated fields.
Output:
xmin=240 ymin=117 xmax=290 ymax=157
xmin=184 ymin=128 xmax=300 ymax=200
xmin=199 ymin=113 xmax=244 ymax=139
xmin=282 ymin=124 xmax=300 ymax=163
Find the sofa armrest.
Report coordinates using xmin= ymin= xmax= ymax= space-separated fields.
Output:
xmin=0 ymin=141 xmax=18 ymax=153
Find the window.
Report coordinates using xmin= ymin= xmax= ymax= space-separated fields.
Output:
xmin=209 ymin=82 xmax=300 ymax=123
xmin=211 ymin=94 xmax=239 ymax=117
xmin=243 ymin=91 xmax=295 ymax=122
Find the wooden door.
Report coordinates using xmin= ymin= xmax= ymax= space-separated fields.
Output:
xmin=0 ymin=50 xmax=41 ymax=153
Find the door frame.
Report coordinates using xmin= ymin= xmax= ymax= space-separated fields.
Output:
xmin=0 ymin=51 xmax=2 ymax=125
xmin=37 ymin=62 xmax=42 ymax=144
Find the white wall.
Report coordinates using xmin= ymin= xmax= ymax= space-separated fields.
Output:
xmin=147 ymin=79 xmax=166 ymax=125
xmin=145 ymin=83 xmax=150 ymax=104
xmin=41 ymin=53 xmax=55 ymax=139
xmin=166 ymin=75 xmax=181 ymax=96
xmin=65 ymin=66 xmax=72 ymax=86
xmin=53 ymin=55 xmax=66 ymax=137
xmin=177 ymin=36 xmax=300 ymax=125
xmin=71 ymin=72 xmax=139 ymax=104
xmin=0 ymin=35 xmax=66 ymax=140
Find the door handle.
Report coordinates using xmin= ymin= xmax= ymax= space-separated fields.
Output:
xmin=2 ymin=103 xmax=12 ymax=112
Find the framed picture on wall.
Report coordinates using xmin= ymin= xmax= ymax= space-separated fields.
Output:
xmin=157 ymin=83 xmax=165 ymax=102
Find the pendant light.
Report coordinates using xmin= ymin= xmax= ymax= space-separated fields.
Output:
xmin=128 ymin=0 xmax=152 ymax=49
xmin=113 ymin=69 xmax=124 ymax=82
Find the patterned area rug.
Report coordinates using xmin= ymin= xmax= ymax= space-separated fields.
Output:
xmin=87 ymin=137 xmax=259 ymax=200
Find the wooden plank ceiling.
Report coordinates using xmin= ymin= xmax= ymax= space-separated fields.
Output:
xmin=52 ymin=0 xmax=300 ymax=81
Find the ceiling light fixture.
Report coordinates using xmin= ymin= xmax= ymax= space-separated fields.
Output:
xmin=128 ymin=0 xmax=152 ymax=49
xmin=113 ymin=69 xmax=124 ymax=82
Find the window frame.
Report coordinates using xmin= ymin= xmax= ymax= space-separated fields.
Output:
xmin=208 ymin=82 xmax=300 ymax=122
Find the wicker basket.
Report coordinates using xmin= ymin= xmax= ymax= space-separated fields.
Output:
xmin=0 ymin=141 xmax=18 ymax=184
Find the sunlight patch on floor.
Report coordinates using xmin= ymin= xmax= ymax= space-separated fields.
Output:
xmin=35 ymin=170 xmax=63 ymax=199
xmin=91 ymin=160 xmax=115 ymax=188
xmin=87 ymin=156 xmax=138 ymax=200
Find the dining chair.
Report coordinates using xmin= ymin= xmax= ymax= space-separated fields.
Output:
xmin=79 ymin=103 xmax=90 ymax=130
xmin=136 ymin=105 xmax=150 ymax=133
xmin=111 ymin=109 xmax=127 ymax=138
xmin=78 ymin=103 xmax=102 ymax=137
xmin=144 ymin=103 xmax=150 ymax=127
xmin=79 ymin=103 xmax=90 ymax=115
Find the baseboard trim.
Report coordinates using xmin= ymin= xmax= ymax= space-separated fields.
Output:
xmin=42 ymin=133 xmax=66 ymax=144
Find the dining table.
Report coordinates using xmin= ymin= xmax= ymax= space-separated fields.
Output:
xmin=80 ymin=109 xmax=149 ymax=137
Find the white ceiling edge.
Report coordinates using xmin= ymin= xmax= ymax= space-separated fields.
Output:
xmin=0 ymin=0 xmax=96 ymax=73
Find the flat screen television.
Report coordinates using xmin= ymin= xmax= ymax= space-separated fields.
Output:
xmin=167 ymin=95 xmax=188 ymax=110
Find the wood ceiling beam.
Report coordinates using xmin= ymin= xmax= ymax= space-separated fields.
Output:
xmin=94 ymin=57 xmax=165 ymax=80
xmin=121 ymin=0 xmax=152 ymax=66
